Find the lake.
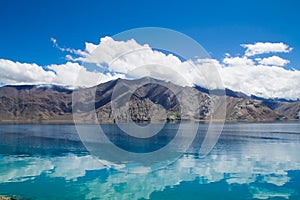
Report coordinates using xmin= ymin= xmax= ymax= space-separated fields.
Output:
xmin=0 ymin=123 xmax=300 ymax=200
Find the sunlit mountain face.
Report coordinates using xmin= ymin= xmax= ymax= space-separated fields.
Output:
xmin=2 ymin=78 xmax=299 ymax=124
xmin=1 ymin=123 xmax=300 ymax=200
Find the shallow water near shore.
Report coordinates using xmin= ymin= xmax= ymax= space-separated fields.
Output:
xmin=0 ymin=123 xmax=300 ymax=200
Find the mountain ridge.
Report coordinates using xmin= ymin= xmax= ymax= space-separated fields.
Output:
xmin=0 ymin=78 xmax=299 ymax=123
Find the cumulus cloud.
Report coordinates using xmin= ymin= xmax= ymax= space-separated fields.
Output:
xmin=223 ymin=56 xmax=255 ymax=66
xmin=256 ymin=55 xmax=290 ymax=67
xmin=0 ymin=59 xmax=122 ymax=88
xmin=0 ymin=59 xmax=56 ymax=85
xmin=66 ymin=37 xmax=182 ymax=72
xmin=219 ymin=59 xmax=300 ymax=99
xmin=1 ymin=37 xmax=299 ymax=100
xmin=64 ymin=37 xmax=211 ymax=88
xmin=241 ymin=42 xmax=293 ymax=57
xmin=47 ymin=62 xmax=124 ymax=87
xmin=63 ymin=37 xmax=299 ymax=99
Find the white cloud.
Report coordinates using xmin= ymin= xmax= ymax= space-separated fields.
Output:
xmin=256 ymin=55 xmax=290 ymax=67
xmin=0 ymin=59 xmax=122 ymax=88
xmin=67 ymin=37 xmax=183 ymax=73
xmin=64 ymin=37 xmax=300 ymax=99
xmin=241 ymin=42 xmax=293 ymax=56
xmin=51 ymin=37 xmax=87 ymax=56
xmin=64 ymin=37 xmax=208 ymax=88
xmin=219 ymin=57 xmax=300 ymax=99
xmin=1 ymin=38 xmax=299 ymax=100
xmin=66 ymin=36 xmax=150 ymax=64
xmin=0 ymin=59 xmax=56 ymax=85
xmin=47 ymin=62 xmax=124 ymax=87
xmin=223 ymin=56 xmax=255 ymax=66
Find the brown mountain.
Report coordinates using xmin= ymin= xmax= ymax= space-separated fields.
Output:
xmin=0 ymin=78 xmax=296 ymax=123
xmin=273 ymin=101 xmax=300 ymax=120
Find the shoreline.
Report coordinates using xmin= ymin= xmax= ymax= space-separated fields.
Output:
xmin=0 ymin=119 xmax=298 ymax=125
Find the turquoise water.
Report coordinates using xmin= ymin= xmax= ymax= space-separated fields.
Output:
xmin=0 ymin=123 xmax=300 ymax=199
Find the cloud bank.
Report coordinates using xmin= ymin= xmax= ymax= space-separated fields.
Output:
xmin=0 ymin=38 xmax=299 ymax=100
xmin=0 ymin=59 xmax=124 ymax=88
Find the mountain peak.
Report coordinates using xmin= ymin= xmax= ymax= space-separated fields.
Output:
xmin=0 ymin=78 xmax=298 ymax=123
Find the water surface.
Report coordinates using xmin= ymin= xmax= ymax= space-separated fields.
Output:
xmin=0 ymin=123 xmax=300 ymax=199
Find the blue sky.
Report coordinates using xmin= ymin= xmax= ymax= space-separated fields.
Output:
xmin=1 ymin=0 xmax=300 ymax=68
xmin=1 ymin=0 xmax=300 ymax=99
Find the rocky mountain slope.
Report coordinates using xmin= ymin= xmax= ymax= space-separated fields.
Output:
xmin=273 ymin=101 xmax=300 ymax=120
xmin=0 ymin=78 xmax=298 ymax=123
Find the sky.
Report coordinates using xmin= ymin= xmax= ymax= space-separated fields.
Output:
xmin=0 ymin=0 xmax=300 ymax=99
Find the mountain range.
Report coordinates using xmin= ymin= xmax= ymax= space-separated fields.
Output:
xmin=0 ymin=77 xmax=299 ymax=123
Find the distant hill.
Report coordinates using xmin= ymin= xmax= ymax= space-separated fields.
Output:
xmin=0 ymin=78 xmax=298 ymax=123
